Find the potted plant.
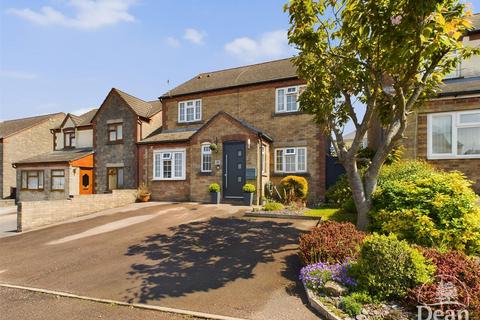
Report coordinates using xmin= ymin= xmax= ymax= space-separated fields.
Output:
xmin=208 ymin=183 xmax=221 ymax=204
xmin=242 ymin=183 xmax=256 ymax=206
xmin=209 ymin=142 xmax=218 ymax=152
xmin=136 ymin=183 xmax=151 ymax=202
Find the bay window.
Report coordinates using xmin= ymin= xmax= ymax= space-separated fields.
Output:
xmin=179 ymin=99 xmax=201 ymax=123
xmin=274 ymin=147 xmax=307 ymax=173
xmin=201 ymin=143 xmax=212 ymax=172
xmin=275 ymin=85 xmax=306 ymax=113
xmin=153 ymin=149 xmax=186 ymax=180
xmin=428 ymin=110 xmax=480 ymax=159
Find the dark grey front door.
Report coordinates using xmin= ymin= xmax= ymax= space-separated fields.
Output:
xmin=223 ymin=141 xmax=246 ymax=198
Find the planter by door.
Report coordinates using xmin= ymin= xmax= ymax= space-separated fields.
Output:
xmin=210 ymin=192 xmax=221 ymax=204
xmin=243 ymin=192 xmax=254 ymax=206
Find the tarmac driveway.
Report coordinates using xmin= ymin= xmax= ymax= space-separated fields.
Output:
xmin=0 ymin=202 xmax=319 ymax=320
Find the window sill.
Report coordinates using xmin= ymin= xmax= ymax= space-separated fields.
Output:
xmin=20 ymin=189 xmax=44 ymax=192
xmin=427 ymin=155 xmax=480 ymax=160
xmin=198 ymin=171 xmax=213 ymax=176
xmin=152 ymin=178 xmax=186 ymax=181
xmin=272 ymin=111 xmax=303 ymax=117
xmin=177 ymin=120 xmax=204 ymax=125
xmin=271 ymin=172 xmax=310 ymax=177
xmin=107 ymin=140 xmax=124 ymax=145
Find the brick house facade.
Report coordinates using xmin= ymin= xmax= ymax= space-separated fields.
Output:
xmin=138 ymin=59 xmax=327 ymax=204
xmin=0 ymin=112 xmax=65 ymax=199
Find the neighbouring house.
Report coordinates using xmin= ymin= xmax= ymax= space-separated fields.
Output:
xmin=342 ymin=131 xmax=368 ymax=149
xmin=13 ymin=109 xmax=96 ymax=201
xmin=371 ymin=13 xmax=480 ymax=192
xmin=92 ymin=88 xmax=162 ymax=193
xmin=0 ymin=112 xmax=65 ymax=199
xmin=138 ymin=59 xmax=327 ymax=204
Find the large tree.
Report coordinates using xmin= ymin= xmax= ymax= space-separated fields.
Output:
xmin=286 ymin=0 xmax=479 ymax=230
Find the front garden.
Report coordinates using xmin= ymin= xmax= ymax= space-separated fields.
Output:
xmin=298 ymin=161 xmax=480 ymax=319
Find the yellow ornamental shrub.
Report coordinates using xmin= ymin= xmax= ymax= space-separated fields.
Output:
xmin=280 ymin=175 xmax=308 ymax=203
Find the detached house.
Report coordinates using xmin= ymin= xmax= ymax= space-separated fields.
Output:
xmin=401 ymin=13 xmax=480 ymax=192
xmin=13 ymin=109 xmax=96 ymax=201
xmin=0 ymin=112 xmax=65 ymax=199
xmin=138 ymin=59 xmax=327 ymax=204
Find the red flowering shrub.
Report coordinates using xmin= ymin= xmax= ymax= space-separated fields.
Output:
xmin=408 ymin=248 xmax=480 ymax=317
xmin=299 ymin=221 xmax=366 ymax=265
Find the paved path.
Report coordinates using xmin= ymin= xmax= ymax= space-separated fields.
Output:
xmin=0 ymin=206 xmax=16 ymax=238
xmin=0 ymin=202 xmax=319 ymax=320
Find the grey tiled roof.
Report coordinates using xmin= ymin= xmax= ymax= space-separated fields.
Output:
xmin=0 ymin=112 xmax=65 ymax=139
xmin=56 ymin=108 xmax=98 ymax=129
xmin=14 ymin=148 xmax=93 ymax=165
xmin=162 ymin=58 xmax=298 ymax=98
xmin=113 ymin=88 xmax=162 ymax=118
xmin=139 ymin=128 xmax=197 ymax=144
xmin=468 ymin=13 xmax=480 ymax=31
xmin=438 ymin=76 xmax=480 ymax=96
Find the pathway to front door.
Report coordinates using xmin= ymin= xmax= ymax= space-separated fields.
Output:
xmin=222 ymin=141 xmax=246 ymax=199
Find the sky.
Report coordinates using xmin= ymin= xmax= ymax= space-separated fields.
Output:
xmin=0 ymin=0 xmax=479 ymax=121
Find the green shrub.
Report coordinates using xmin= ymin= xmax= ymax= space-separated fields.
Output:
xmin=348 ymin=292 xmax=375 ymax=305
xmin=208 ymin=183 xmax=220 ymax=193
xmin=351 ymin=233 xmax=434 ymax=300
xmin=280 ymin=175 xmax=308 ymax=203
xmin=371 ymin=161 xmax=480 ymax=254
xmin=341 ymin=295 xmax=363 ymax=317
xmin=242 ymin=183 xmax=256 ymax=193
xmin=262 ymin=201 xmax=285 ymax=211
xmin=325 ymin=174 xmax=355 ymax=211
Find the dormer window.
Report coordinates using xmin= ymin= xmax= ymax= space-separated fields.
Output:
xmin=64 ymin=130 xmax=75 ymax=148
xmin=179 ymin=99 xmax=201 ymax=123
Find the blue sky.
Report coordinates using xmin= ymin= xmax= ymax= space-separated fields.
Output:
xmin=0 ymin=0 xmax=479 ymax=121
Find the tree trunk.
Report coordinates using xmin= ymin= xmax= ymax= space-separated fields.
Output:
xmin=344 ymin=162 xmax=371 ymax=230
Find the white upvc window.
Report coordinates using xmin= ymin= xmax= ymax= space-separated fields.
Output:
xmin=153 ymin=149 xmax=186 ymax=180
xmin=275 ymin=85 xmax=306 ymax=113
xmin=201 ymin=143 xmax=212 ymax=172
xmin=427 ymin=109 xmax=480 ymax=159
xmin=178 ymin=99 xmax=201 ymax=123
xmin=274 ymin=147 xmax=307 ymax=173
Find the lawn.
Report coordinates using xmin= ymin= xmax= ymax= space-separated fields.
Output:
xmin=303 ymin=207 xmax=356 ymax=223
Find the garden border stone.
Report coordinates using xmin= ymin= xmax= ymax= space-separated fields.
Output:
xmin=244 ymin=212 xmax=320 ymax=220
xmin=303 ymin=283 xmax=344 ymax=320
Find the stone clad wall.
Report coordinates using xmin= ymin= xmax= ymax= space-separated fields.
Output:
xmin=17 ymin=189 xmax=136 ymax=231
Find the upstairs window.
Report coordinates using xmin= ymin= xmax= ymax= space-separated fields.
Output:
xmin=179 ymin=99 xmax=201 ymax=123
xmin=276 ymin=85 xmax=306 ymax=113
xmin=21 ymin=170 xmax=44 ymax=190
xmin=428 ymin=110 xmax=480 ymax=159
xmin=153 ymin=149 xmax=186 ymax=180
xmin=275 ymin=147 xmax=307 ymax=173
xmin=108 ymin=123 xmax=123 ymax=142
xmin=201 ymin=143 xmax=212 ymax=172
xmin=64 ymin=130 xmax=75 ymax=148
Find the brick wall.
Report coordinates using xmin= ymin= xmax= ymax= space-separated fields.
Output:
xmin=17 ymin=189 xmax=136 ymax=231
xmin=94 ymin=91 xmax=138 ymax=193
xmin=402 ymin=96 xmax=480 ymax=192
xmin=2 ymin=114 xmax=64 ymax=198
xmin=160 ymin=79 xmax=327 ymax=200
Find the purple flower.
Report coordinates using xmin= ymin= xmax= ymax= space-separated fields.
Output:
xmin=300 ymin=261 xmax=357 ymax=293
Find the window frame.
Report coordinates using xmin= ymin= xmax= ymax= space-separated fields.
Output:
xmin=107 ymin=167 xmax=124 ymax=191
xmin=63 ymin=129 xmax=75 ymax=148
xmin=21 ymin=170 xmax=44 ymax=191
xmin=427 ymin=109 xmax=480 ymax=159
xmin=275 ymin=85 xmax=306 ymax=113
xmin=50 ymin=169 xmax=66 ymax=191
xmin=178 ymin=99 xmax=202 ymax=123
xmin=200 ymin=143 xmax=212 ymax=173
xmin=107 ymin=123 xmax=123 ymax=142
xmin=153 ymin=148 xmax=186 ymax=180
xmin=274 ymin=147 xmax=308 ymax=173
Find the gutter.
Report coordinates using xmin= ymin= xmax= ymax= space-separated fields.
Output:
xmin=436 ymin=89 xmax=480 ymax=98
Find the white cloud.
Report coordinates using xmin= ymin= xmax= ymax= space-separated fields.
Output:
xmin=183 ymin=28 xmax=206 ymax=45
xmin=224 ymin=30 xmax=294 ymax=63
xmin=0 ymin=70 xmax=38 ymax=80
xmin=71 ymin=107 xmax=95 ymax=115
xmin=6 ymin=0 xmax=138 ymax=30
xmin=165 ymin=36 xmax=181 ymax=48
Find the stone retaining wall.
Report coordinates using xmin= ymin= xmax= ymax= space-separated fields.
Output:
xmin=0 ymin=199 xmax=15 ymax=207
xmin=17 ymin=190 xmax=136 ymax=232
